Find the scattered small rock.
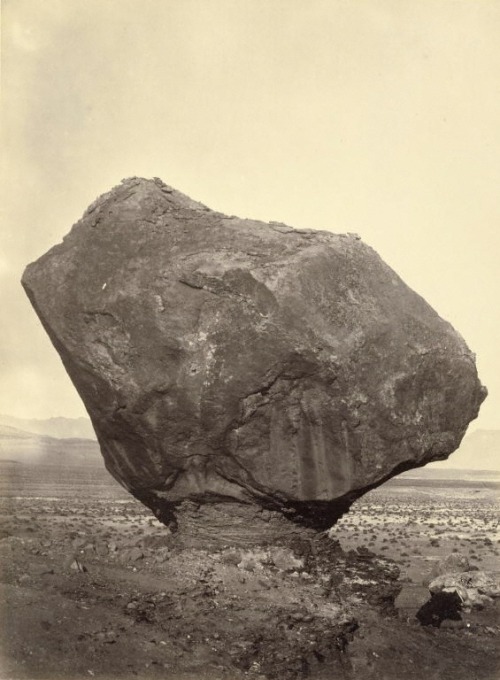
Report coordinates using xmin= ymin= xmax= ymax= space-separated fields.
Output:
xmin=428 ymin=570 xmax=499 ymax=610
xmin=128 ymin=547 xmax=144 ymax=562
xmin=268 ymin=547 xmax=305 ymax=573
xmin=70 ymin=558 xmax=87 ymax=573
xmin=416 ymin=591 xmax=463 ymax=627
xmin=429 ymin=553 xmax=470 ymax=580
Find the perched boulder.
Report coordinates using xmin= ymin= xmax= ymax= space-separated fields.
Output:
xmin=22 ymin=178 xmax=486 ymax=535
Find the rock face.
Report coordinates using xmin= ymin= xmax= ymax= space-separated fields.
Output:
xmin=22 ymin=177 xmax=486 ymax=533
xmin=428 ymin=570 xmax=500 ymax=609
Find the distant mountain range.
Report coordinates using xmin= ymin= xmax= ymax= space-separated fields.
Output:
xmin=0 ymin=414 xmax=497 ymax=473
xmin=426 ymin=428 xmax=499 ymax=472
xmin=0 ymin=423 xmax=101 ymax=467
xmin=396 ymin=466 xmax=499 ymax=482
xmin=0 ymin=414 xmax=96 ymax=440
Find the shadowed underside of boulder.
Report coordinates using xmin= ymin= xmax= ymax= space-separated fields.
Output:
xmin=22 ymin=177 xmax=486 ymax=537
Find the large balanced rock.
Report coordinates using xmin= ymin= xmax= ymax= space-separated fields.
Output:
xmin=22 ymin=178 xmax=486 ymax=538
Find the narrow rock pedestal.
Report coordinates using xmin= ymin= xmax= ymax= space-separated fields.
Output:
xmin=148 ymin=500 xmax=320 ymax=550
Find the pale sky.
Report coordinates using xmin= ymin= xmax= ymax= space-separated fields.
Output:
xmin=1 ymin=0 xmax=499 ymax=435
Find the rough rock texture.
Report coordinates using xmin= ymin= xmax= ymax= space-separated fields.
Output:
xmin=22 ymin=177 xmax=486 ymax=533
xmin=429 ymin=571 xmax=500 ymax=608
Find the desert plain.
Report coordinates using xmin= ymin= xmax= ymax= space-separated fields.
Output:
xmin=0 ymin=453 xmax=498 ymax=680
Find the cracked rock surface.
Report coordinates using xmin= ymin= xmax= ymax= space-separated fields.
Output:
xmin=22 ymin=177 xmax=486 ymax=533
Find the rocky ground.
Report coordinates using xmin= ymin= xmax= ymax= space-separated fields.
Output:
xmin=0 ymin=478 xmax=499 ymax=680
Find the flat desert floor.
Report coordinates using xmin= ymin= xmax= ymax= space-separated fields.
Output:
xmin=0 ymin=464 xmax=498 ymax=680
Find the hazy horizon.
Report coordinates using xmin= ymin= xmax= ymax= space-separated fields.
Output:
xmin=1 ymin=412 xmax=498 ymax=472
xmin=2 ymin=1 xmax=499 ymax=433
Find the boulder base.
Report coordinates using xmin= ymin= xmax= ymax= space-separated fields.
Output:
xmin=22 ymin=177 xmax=486 ymax=531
